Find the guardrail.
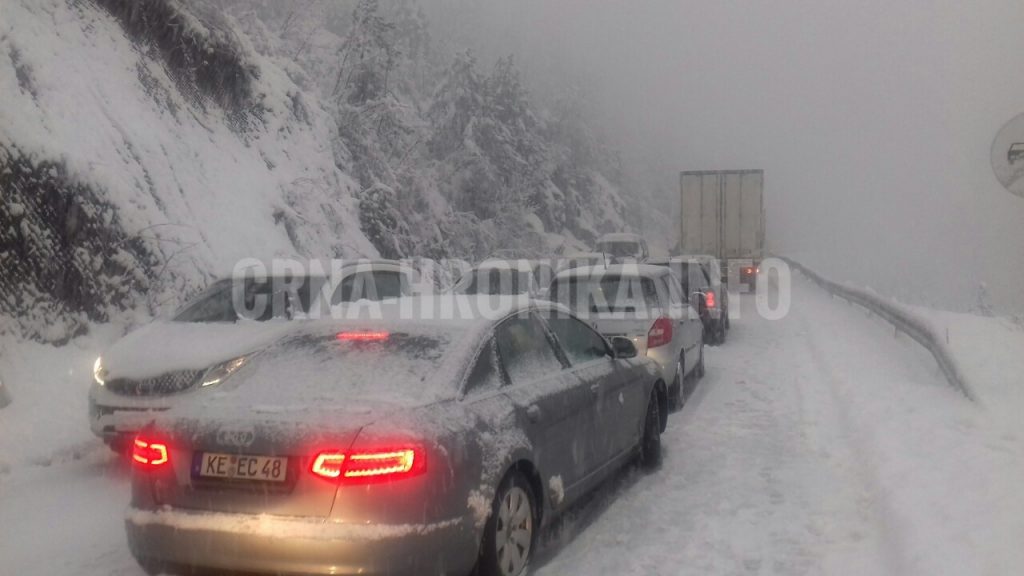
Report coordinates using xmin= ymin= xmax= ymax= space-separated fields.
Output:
xmin=779 ymin=257 xmax=976 ymax=402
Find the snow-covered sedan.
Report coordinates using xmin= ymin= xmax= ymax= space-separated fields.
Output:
xmin=89 ymin=260 xmax=422 ymax=451
xmin=125 ymin=296 xmax=666 ymax=576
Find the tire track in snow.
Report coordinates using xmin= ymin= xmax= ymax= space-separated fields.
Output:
xmin=532 ymin=278 xmax=894 ymax=576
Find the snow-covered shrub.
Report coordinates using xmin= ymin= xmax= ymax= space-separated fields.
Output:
xmin=93 ymin=0 xmax=261 ymax=121
xmin=0 ymin=145 xmax=153 ymax=343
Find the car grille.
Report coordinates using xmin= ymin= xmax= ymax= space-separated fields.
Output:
xmin=106 ymin=369 xmax=203 ymax=397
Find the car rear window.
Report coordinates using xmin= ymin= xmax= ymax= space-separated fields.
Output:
xmin=549 ymin=275 xmax=659 ymax=314
xmin=457 ymin=268 xmax=533 ymax=295
xmin=596 ymin=241 xmax=640 ymax=258
xmin=229 ymin=327 xmax=464 ymax=405
xmin=331 ymin=270 xmax=406 ymax=304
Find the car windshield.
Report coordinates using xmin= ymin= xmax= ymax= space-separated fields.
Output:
xmin=550 ymin=275 xmax=659 ymax=313
xmin=173 ymin=276 xmax=327 ymax=323
xmin=649 ymin=261 xmax=705 ymax=294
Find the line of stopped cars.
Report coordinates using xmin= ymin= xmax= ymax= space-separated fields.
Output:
xmin=89 ymin=235 xmax=741 ymax=576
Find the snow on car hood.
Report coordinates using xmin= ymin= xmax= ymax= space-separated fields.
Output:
xmin=101 ymin=320 xmax=298 ymax=380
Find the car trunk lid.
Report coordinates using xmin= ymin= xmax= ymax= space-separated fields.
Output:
xmin=153 ymin=406 xmax=385 ymax=518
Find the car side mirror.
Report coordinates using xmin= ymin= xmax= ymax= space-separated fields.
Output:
xmin=610 ymin=336 xmax=637 ymax=359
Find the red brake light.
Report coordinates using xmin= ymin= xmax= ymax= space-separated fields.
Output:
xmin=310 ymin=447 xmax=424 ymax=482
xmin=132 ymin=436 xmax=169 ymax=468
xmin=647 ymin=317 xmax=673 ymax=349
xmin=345 ymin=449 xmax=419 ymax=479
xmin=311 ymin=452 xmax=346 ymax=478
xmin=336 ymin=331 xmax=389 ymax=342
xmin=705 ymin=290 xmax=717 ymax=309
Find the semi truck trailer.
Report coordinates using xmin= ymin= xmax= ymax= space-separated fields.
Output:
xmin=678 ymin=169 xmax=765 ymax=287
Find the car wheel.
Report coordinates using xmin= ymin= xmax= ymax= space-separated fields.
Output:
xmin=669 ymin=357 xmax=684 ymax=411
xmin=639 ymin=391 xmax=662 ymax=470
xmin=715 ymin=320 xmax=727 ymax=344
xmin=695 ymin=343 xmax=706 ymax=379
xmin=480 ymin=472 xmax=537 ymax=576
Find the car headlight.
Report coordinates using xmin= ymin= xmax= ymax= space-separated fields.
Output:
xmin=93 ymin=357 xmax=108 ymax=386
xmin=200 ymin=355 xmax=248 ymax=388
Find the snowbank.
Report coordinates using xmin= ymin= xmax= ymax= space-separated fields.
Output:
xmin=0 ymin=329 xmax=119 ymax=472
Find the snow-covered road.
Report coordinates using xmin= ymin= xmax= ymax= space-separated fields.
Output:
xmin=533 ymin=274 xmax=1024 ymax=576
xmin=2 ymin=273 xmax=1022 ymax=575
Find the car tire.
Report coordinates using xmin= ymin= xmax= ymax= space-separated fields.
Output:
xmin=639 ymin=391 xmax=663 ymax=470
xmin=695 ymin=343 xmax=706 ymax=379
xmin=668 ymin=358 xmax=684 ymax=411
xmin=715 ymin=320 xmax=727 ymax=344
xmin=480 ymin=472 xmax=537 ymax=576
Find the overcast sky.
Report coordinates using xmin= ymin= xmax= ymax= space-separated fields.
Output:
xmin=430 ymin=0 xmax=1024 ymax=313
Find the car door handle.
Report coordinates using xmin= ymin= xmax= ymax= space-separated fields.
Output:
xmin=526 ymin=404 xmax=542 ymax=423
xmin=589 ymin=384 xmax=601 ymax=397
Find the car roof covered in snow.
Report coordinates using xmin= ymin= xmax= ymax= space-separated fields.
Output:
xmin=166 ymin=295 xmax=570 ymax=412
xmin=211 ymin=258 xmax=417 ymax=280
xmin=596 ymin=232 xmax=644 ymax=243
xmin=647 ymin=255 xmax=715 ymax=265
xmin=552 ymin=263 xmax=671 ymax=281
xmin=471 ymin=258 xmax=537 ymax=272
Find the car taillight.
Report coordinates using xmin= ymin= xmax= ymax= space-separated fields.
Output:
xmin=647 ymin=317 xmax=673 ymax=349
xmin=311 ymin=451 xmax=346 ymax=478
xmin=132 ymin=436 xmax=169 ymax=469
xmin=336 ymin=331 xmax=389 ymax=342
xmin=705 ymin=290 xmax=717 ymax=309
xmin=311 ymin=447 xmax=424 ymax=482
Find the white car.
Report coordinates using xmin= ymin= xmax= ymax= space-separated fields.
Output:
xmin=594 ymin=232 xmax=650 ymax=262
xmin=558 ymin=252 xmax=614 ymax=273
xmin=548 ymin=264 xmax=704 ymax=409
xmin=88 ymin=260 xmax=421 ymax=451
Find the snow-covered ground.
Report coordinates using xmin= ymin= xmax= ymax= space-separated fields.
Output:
xmin=1 ymin=274 xmax=1022 ymax=575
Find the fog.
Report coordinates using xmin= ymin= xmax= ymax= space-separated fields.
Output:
xmin=428 ymin=0 xmax=1024 ymax=315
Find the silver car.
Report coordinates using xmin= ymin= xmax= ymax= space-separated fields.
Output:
xmin=90 ymin=261 xmax=422 ymax=451
xmin=125 ymin=296 xmax=665 ymax=576
xmin=648 ymin=255 xmax=729 ymax=345
xmin=548 ymin=264 xmax=705 ymax=409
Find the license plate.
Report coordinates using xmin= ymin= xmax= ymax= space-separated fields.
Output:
xmin=198 ymin=452 xmax=288 ymax=482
